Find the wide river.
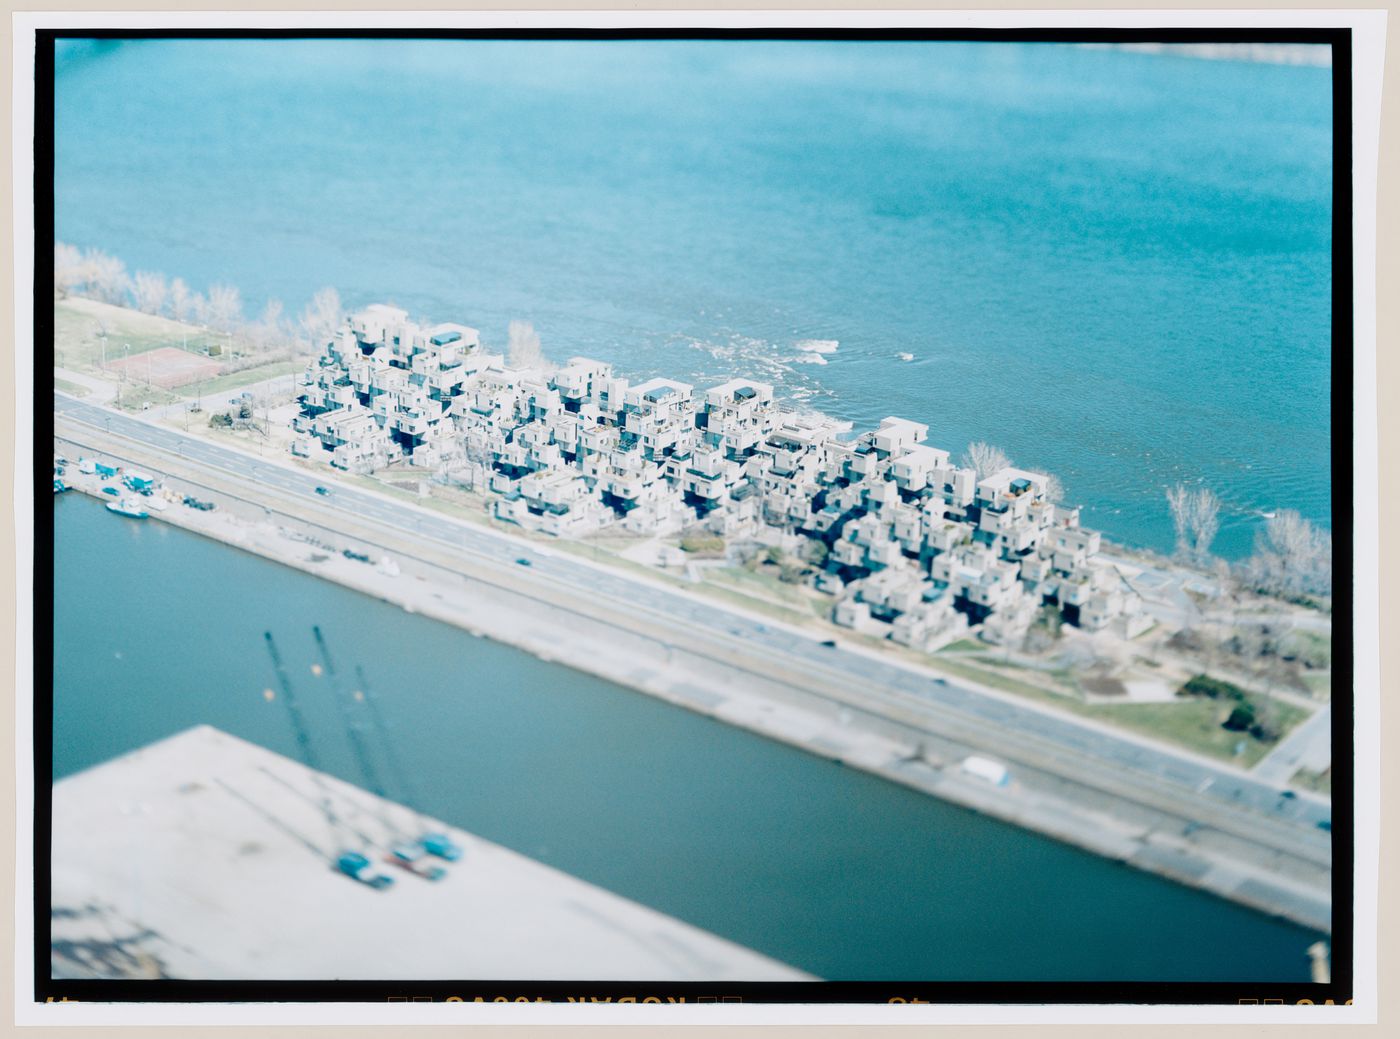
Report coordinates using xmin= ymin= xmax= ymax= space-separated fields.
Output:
xmin=53 ymin=494 xmax=1322 ymax=981
xmin=52 ymin=38 xmax=1333 ymax=559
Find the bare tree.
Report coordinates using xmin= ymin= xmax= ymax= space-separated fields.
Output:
xmin=507 ymin=319 xmax=547 ymax=370
xmin=168 ymin=277 xmax=194 ymax=322
xmin=54 ymin=241 xmax=85 ymax=298
xmin=251 ymin=298 xmax=287 ymax=351
xmin=1166 ymin=484 xmax=1220 ymax=565
xmin=298 ymin=286 xmax=343 ymax=353
xmin=131 ymin=271 xmax=168 ymax=315
xmin=1041 ymin=472 xmax=1066 ymax=503
xmin=961 ymin=441 xmax=1012 ymax=479
xmin=1246 ymin=510 xmax=1331 ymax=598
xmin=81 ymin=247 xmax=130 ymax=305
xmin=201 ymin=283 xmax=244 ymax=332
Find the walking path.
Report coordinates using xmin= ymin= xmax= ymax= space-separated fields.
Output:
xmin=1252 ymin=704 xmax=1332 ymax=785
xmin=52 ymin=366 xmax=116 ymax=403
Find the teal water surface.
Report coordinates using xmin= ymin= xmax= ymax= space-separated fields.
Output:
xmin=53 ymin=494 xmax=1323 ymax=981
xmin=52 ymin=39 xmax=1333 ymax=559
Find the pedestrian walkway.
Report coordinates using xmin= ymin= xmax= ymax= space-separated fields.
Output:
xmin=53 ymin=366 xmax=116 ymax=403
xmin=1252 ymin=703 xmax=1331 ymax=786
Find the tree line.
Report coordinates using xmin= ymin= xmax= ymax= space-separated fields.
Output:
xmin=960 ymin=438 xmax=1331 ymax=603
xmin=54 ymin=241 xmax=343 ymax=357
xmin=1163 ymin=483 xmax=1331 ymax=601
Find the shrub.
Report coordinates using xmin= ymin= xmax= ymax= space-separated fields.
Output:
xmin=209 ymin=412 xmax=234 ymax=428
xmin=1179 ymin=674 xmax=1246 ymax=702
xmin=777 ymin=562 xmax=807 ymax=585
xmin=679 ymin=534 xmax=724 ymax=556
xmin=1248 ymin=719 xmax=1281 ymax=744
xmin=1222 ymin=704 xmax=1256 ymax=732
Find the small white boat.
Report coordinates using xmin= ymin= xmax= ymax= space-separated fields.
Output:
xmin=106 ymin=497 xmax=148 ymax=519
xmin=896 ymin=352 xmax=914 ymax=362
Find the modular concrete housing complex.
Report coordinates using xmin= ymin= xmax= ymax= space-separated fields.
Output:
xmin=293 ymin=304 xmax=1148 ymax=650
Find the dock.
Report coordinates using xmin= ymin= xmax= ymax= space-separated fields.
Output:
xmin=51 ymin=725 xmax=812 ymax=981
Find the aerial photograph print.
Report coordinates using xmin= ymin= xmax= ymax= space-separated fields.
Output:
xmin=40 ymin=28 xmax=1346 ymax=1005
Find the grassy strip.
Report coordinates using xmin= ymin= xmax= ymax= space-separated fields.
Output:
xmin=937 ymin=638 xmax=986 ymax=654
xmin=705 ymin=565 xmax=819 ymax=609
xmin=1301 ymin=673 xmax=1332 ymax=699
xmin=931 ymin=656 xmax=1307 ymax=766
xmin=1290 ymin=766 xmax=1331 ymax=796
xmin=113 ymin=384 xmax=183 ymax=413
xmin=184 ymin=360 xmax=303 ymax=399
xmin=53 ymin=377 xmax=89 ymax=398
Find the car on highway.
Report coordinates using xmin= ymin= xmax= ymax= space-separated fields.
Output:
xmin=820 ymin=639 xmax=838 ymax=648
xmin=515 ymin=557 xmax=532 ymax=567
xmin=315 ymin=486 xmax=332 ymax=496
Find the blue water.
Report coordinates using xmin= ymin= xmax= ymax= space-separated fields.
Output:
xmin=52 ymin=39 xmax=1333 ymax=559
xmin=53 ymin=494 xmax=1322 ymax=980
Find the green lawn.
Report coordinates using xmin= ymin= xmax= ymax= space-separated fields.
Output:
xmin=937 ymin=638 xmax=987 ymax=654
xmin=705 ymin=565 xmax=816 ymax=608
xmin=54 ymin=296 xmax=209 ymax=371
xmin=1291 ymin=766 xmax=1331 ymax=796
xmin=53 ymin=377 xmax=89 ymax=397
xmin=186 ymin=360 xmax=303 ymax=399
xmin=1099 ymin=699 xmax=1309 ymax=768
xmin=54 ymin=297 xmax=293 ymax=394
xmin=928 ymin=655 xmax=1309 ymax=766
xmin=1301 ymin=673 xmax=1332 ymax=700
xmin=113 ymin=383 xmax=183 ymax=413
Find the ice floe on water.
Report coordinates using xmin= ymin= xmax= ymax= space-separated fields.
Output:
xmin=794 ymin=338 xmax=839 ymax=354
xmin=667 ymin=329 xmax=839 ymax=410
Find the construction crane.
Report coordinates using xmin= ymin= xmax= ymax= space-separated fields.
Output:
xmin=354 ymin=662 xmax=463 ymax=862
xmin=263 ymin=631 xmax=394 ymax=890
xmin=312 ymin=627 xmax=445 ymax=881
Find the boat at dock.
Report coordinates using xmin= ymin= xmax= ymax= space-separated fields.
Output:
xmin=105 ymin=497 xmax=149 ymax=519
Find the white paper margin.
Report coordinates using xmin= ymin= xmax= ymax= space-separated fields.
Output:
xmin=13 ymin=7 xmax=1385 ymax=1028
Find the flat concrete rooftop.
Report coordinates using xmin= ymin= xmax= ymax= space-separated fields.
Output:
xmin=51 ymin=725 xmax=811 ymax=982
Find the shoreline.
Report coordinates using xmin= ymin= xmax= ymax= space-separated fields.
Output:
xmin=53 ymin=401 xmax=1331 ymax=933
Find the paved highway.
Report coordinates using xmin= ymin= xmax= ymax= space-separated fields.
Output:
xmin=53 ymin=393 xmax=1334 ymax=859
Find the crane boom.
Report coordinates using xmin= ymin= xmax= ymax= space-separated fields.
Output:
xmin=265 ymin=631 xmax=321 ymax=774
xmin=355 ymin=663 xmax=463 ymax=863
xmin=313 ymin=626 xmax=389 ymax=802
